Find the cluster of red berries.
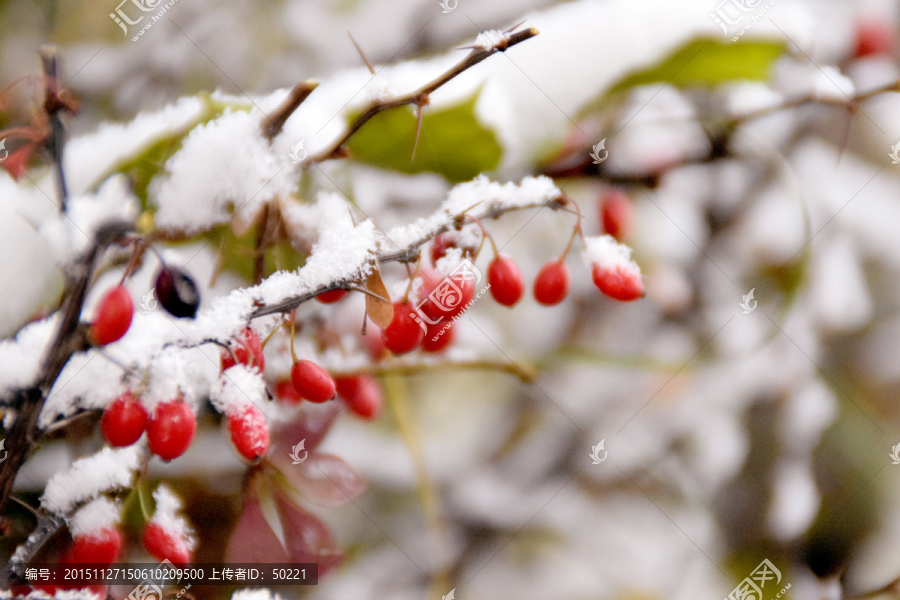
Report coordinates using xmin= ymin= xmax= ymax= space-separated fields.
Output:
xmin=359 ymin=197 xmax=644 ymax=357
xmin=100 ymin=392 xmax=196 ymax=461
xmin=217 ymin=327 xmax=380 ymax=452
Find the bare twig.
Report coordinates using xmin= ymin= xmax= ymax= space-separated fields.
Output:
xmin=0 ymin=510 xmax=66 ymax=586
xmin=307 ymin=27 xmax=539 ymax=163
xmin=262 ymin=79 xmax=319 ymax=140
xmin=39 ymin=47 xmax=70 ymax=212
xmin=249 ymin=193 xmax=565 ymax=319
xmin=0 ymin=221 xmax=132 ymax=524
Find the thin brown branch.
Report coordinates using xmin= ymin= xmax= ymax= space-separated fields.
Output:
xmin=39 ymin=47 xmax=70 ymax=212
xmin=261 ymin=79 xmax=319 ymax=140
xmin=308 ymin=27 xmax=539 ymax=163
xmin=0 ymin=221 xmax=132 ymax=526
xmin=344 ymin=359 xmax=535 ymax=383
xmin=249 ymin=192 xmax=565 ymax=319
xmin=0 ymin=509 xmax=66 ymax=586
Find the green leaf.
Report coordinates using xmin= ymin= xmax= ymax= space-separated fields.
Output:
xmin=588 ymin=37 xmax=784 ymax=112
xmin=205 ymin=224 xmax=305 ymax=283
xmin=345 ymin=92 xmax=502 ymax=182
xmin=105 ymin=95 xmax=254 ymax=209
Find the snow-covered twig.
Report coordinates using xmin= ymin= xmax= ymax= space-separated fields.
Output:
xmin=307 ymin=26 xmax=539 ymax=164
xmin=0 ymin=221 xmax=133 ymax=518
xmin=262 ymin=79 xmax=319 ymax=140
xmin=0 ymin=510 xmax=66 ymax=587
xmin=250 ymin=176 xmax=564 ymax=319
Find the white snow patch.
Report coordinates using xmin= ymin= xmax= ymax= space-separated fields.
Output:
xmin=153 ymin=108 xmax=292 ymax=235
xmin=42 ymin=445 xmax=141 ymax=514
xmin=151 ymin=484 xmax=196 ymax=549
xmin=69 ymin=496 xmax=121 ymax=535
xmin=211 ymin=365 xmax=268 ymax=414
xmin=583 ymin=235 xmax=641 ymax=276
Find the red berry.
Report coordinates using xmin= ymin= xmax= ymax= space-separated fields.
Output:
xmin=430 ymin=233 xmax=458 ymax=266
xmin=101 ymin=391 xmax=148 ymax=447
xmin=315 ymin=289 xmax=349 ymax=304
xmin=381 ymin=302 xmax=426 ymax=354
xmin=600 ymin=189 xmax=633 ymax=241
xmin=422 ymin=321 xmax=455 ymax=352
xmin=143 ymin=522 xmax=191 ymax=566
xmin=420 ymin=273 xmax=475 ymax=321
xmin=221 ymin=327 xmax=265 ymax=372
xmin=855 ymin=19 xmax=894 ymax=57
xmin=488 ymin=255 xmax=525 ymax=307
xmin=365 ymin=328 xmax=388 ymax=361
xmin=147 ymin=401 xmax=196 ymax=461
xmin=335 ymin=375 xmax=383 ymax=420
xmin=533 ymin=261 xmax=569 ymax=305
xmin=274 ymin=380 xmax=303 ymax=404
xmin=228 ymin=405 xmax=270 ymax=461
xmin=591 ymin=264 xmax=644 ymax=301
xmin=89 ymin=285 xmax=134 ymax=345
xmin=65 ymin=528 xmax=122 ymax=565
xmin=291 ymin=360 xmax=336 ymax=403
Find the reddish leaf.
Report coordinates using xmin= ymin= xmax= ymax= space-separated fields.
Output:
xmin=0 ymin=142 xmax=37 ymax=182
xmin=271 ymin=452 xmax=366 ymax=507
xmin=225 ymin=497 xmax=289 ymax=564
xmin=275 ymin=491 xmax=343 ymax=576
xmin=270 ymin=401 xmax=342 ymax=457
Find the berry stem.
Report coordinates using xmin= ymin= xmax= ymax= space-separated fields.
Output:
xmin=559 ymin=197 xmax=585 ymax=261
xmin=260 ymin=325 xmax=279 ymax=351
xmin=465 ymin=214 xmax=498 ymax=258
xmin=348 ymin=285 xmax=391 ymax=303
xmin=137 ymin=480 xmax=151 ymax=523
xmin=289 ymin=317 xmax=298 ymax=363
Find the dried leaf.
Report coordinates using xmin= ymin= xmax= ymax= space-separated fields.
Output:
xmin=365 ymin=267 xmax=393 ymax=328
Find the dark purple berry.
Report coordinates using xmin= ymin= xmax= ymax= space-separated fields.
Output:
xmin=155 ymin=265 xmax=200 ymax=318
